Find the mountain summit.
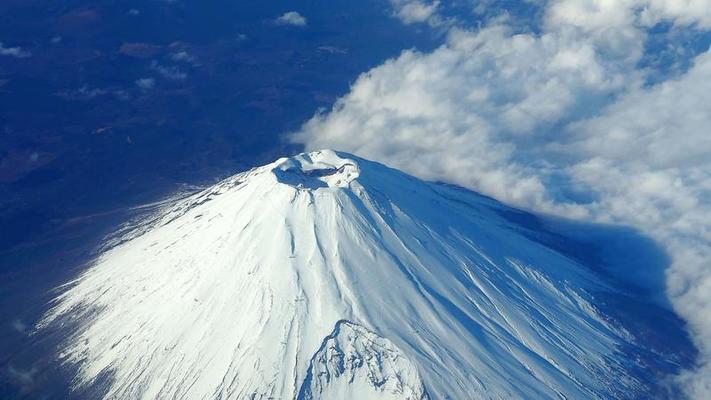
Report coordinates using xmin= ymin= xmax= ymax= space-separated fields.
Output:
xmin=40 ymin=150 xmax=684 ymax=399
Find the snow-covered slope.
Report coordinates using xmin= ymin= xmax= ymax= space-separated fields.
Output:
xmin=38 ymin=150 xmax=677 ymax=399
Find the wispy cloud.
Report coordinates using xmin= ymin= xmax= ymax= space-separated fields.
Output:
xmin=135 ymin=77 xmax=155 ymax=91
xmin=120 ymin=42 xmax=162 ymax=58
xmin=150 ymin=61 xmax=187 ymax=81
xmin=0 ymin=42 xmax=31 ymax=58
xmin=170 ymin=51 xmax=194 ymax=63
xmin=7 ymin=364 xmax=38 ymax=388
xmin=317 ymin=46 xmax=348 ymax=55
xmin=57 ymin=85 xmax=108 ymax=100
xmin=11 ymin=319 xmax=27 ymax=334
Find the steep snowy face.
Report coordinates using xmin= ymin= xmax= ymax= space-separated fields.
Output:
xmin=39 ymin=150 xmax=674 ymax=399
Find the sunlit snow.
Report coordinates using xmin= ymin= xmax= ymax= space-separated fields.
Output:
xmin=40 ymin=150 xmax=650 ymax=399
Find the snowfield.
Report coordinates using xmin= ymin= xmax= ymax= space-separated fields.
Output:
xmin=38 ymin=150 xmax=688 ymax=399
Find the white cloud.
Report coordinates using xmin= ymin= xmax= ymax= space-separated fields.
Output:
xmin=292 ymin=23 xmax=635 ymax=216
xmin=150 ymin=61 xmax=187 ymax=81
xmin=0 ymin=42 xmax=31 ymax=58
xmin=566 ymin=51 xmax=711 ymax=170
xmin=135 ymin=77 xmax=155 ymax=91
xmin=170 ymin=51 xmax=194 ymax=63
xmin=275 ymin=11 xmax=307 ymax=27
xmin=563 ymin=52 xmax=711 ymax=397
xmin=57 ymin=85 xmax=109 ymax=100
xmin=291 ymin=1 xmax=711 ymax=397
xmin=643 ymin=0 xmax=711 ymax=28
xmin=391 ymin=0 xmax=440 ymax=24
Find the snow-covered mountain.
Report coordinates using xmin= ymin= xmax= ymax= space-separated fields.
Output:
xmin=38 ymin=150 xmax=688 ymax=399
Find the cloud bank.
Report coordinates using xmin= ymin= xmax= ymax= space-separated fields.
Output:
xmin=291 ymin=1 xmax=711 ymax=397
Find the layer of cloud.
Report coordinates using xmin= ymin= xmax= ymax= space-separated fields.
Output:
xmin=293 ymin=23 xmax=636 ymax=216
xmin=566 ymin=53 xmax=711 ymax=397
xmin=291 ymin=1 xmax=711 ymax=397
xmin=275 ymin=11 xmax=307 ymax=27
xmin=0 ymin=42 xmax=31 ymax=58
